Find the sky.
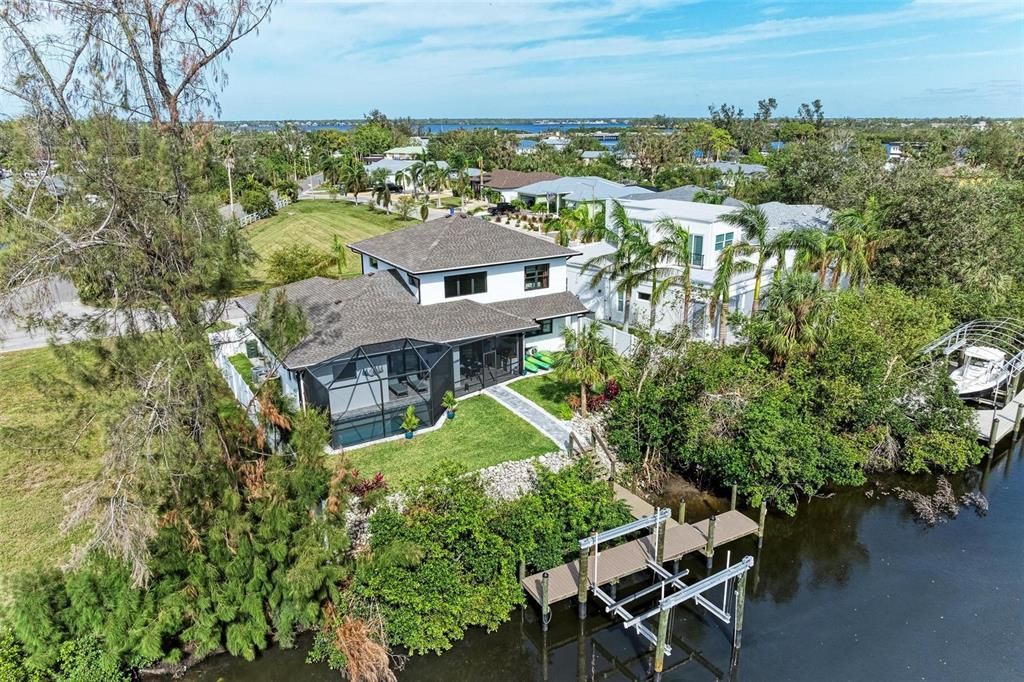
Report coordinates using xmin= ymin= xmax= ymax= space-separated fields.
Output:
xmin=3 ymin=1 xmax=1022 ymax=120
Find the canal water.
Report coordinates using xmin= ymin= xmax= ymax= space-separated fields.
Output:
xmin=185 ymin=441 xmax=1024 ymax=681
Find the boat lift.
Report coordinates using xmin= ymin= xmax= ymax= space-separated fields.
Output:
xmin=580 ymin=508 xmax=755 ymax=679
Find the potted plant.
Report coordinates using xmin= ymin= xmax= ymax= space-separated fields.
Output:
xmin=442 ymin=390 xmax=458 ymax=420
xmin=401 ymin=405 xmax=420 ymax=439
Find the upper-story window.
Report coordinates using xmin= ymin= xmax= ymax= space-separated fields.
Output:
xmin=444 ymin=271 xmax=487 ymax=298
xmin=691 ymin=235 xmax=705 ymax=268
xmin=369 ymin=257 xmax=379 ymax=268
xmin=714 ymin=232 xmax=734 ymax=251
xmin=408 ymin=274 xmax=420 ymax=289
xmin=524 ymin=263 xmax=550 ymax=291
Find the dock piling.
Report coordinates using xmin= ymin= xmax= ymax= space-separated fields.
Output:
xmin=541 ymin=572 xmax=550 ymax=632
xmin=989 ymin=415 xmax=1000 ymax=454
xmin=655 ymin=514 xmax=666 ymax=565
xmin=677 ymin=500 xmax=686 ymax=524
xmin=705 ymin=514 xmax=717 ymax=572
xmin=1015 ymin=402 xmax=1024 ymax=438
xmin=578 ymin=534 xmax=593 ymax=619
xmin=757 ymin=501 xmax=767 ymax=549
xmin=518 ymin=557 xmax=526 ymax=583
xmin=654 ymin=607 xmax=670 ymax=679
xmin=730 ymin=484 xmax=737 ymax=511
xmin=732 ymin=567 xmax=749 ymax=650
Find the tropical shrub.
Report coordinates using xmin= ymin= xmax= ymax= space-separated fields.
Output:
xmin=266 ymin=245 xmax=333 ymax=283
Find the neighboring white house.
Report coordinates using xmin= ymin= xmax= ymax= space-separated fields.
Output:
xmin=514 ymin=176 xmax=652 ymax=211
xmin=231 ymin=214 xmax=589 ymax=448
xmin=567 ymin=195 xmax=831 ymax=341
xmin=364 ymin=158 xmax=449 ymax=190
xmin=383 ymin=145 xmax=425 ymax=160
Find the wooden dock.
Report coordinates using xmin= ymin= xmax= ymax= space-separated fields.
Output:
xmin=975 ymin=395 xmax=1024 ymax=443
xmin=521 ymin=485 xmax=758 ymax=605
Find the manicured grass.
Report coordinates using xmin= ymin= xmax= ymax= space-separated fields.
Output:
xmin=0 ymin=348 xmax=101 ymax=595
xmin=228 ymin=352 xmax=254 ymax=387
xmin=244 ymin=200 xmax=415 ymax=287
xmin=508 ymin=373 xmax=577 ymax=420
xmin=344 ymin=394 xmax=555 ymax=485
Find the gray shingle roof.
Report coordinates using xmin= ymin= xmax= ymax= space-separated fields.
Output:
xmin=708 ymin=161 xmax=767 ymax=175
xmin=348 ymin=213 xmax=579 ymax=274
xmin=489 ymin=291 xmax=589 ymax=322
xmin=621 ymin=185 xmax=708 ymax=202
xmin=238 ymin=271 xmax=538 ymax=368
xmin=481 ymin=169 xmax=560 ymax=189
xmin=757 ymin=202 xmax=832 ymax=237
xmin=514 ymin=176 xmax=651 ymax=201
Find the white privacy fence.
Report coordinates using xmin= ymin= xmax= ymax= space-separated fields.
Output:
xmin=209 ymin=328 xmax=259 ymax=425
xmin=581 ymin=317 xmax=637 ymax=356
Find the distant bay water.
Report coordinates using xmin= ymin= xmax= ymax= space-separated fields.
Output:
xmin=224 ymin=121 xmax=632 ymax=135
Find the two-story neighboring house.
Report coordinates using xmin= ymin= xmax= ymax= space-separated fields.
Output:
xmin=234 ymin=214 xmax=588 ymax=448
xmin=568 ymin=195 xmax=830 ymax=339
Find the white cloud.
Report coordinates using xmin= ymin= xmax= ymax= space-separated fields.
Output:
xmin=214 ymin=0 xmax=1024 ymax=118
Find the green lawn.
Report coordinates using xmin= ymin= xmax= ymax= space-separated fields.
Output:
xmin=508 ymin=373 xmax=577 ymax=420
xmin=0 ymin=348 xmax=101 ymax=595
xmin=228 ymin=352 xmax=254 ymax=387
xmin=244 ymin=200 xmax=415 ymax=287
xmin=344 ymin=395 xmax=555 ymax=485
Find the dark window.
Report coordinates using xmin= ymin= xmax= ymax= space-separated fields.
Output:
xmin=369 ymin=257 xmax=379 ymax=268
xmin=638 ymin=291 xmax=651 ymax=301
xmin=333 ymin=361 xmax=356 ymax=382
xmin=526 ymin=319 xmax=554 ymax=337
xmin=408 ymin=274 xmax=420 ymax=288
xmin=444 ymin=271 xmax=487 ymax=298
xmin=524 ymin=263 xmax=550 ymax=291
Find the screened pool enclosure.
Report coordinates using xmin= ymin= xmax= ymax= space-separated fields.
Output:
xmin=302 ymin=334 xmax=523 ymax=448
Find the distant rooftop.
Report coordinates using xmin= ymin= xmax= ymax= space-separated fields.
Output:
xmin=481 ymin=169 xmax=560 ymax=189
xmin=707 ymin=161 xmax=767 ymax=175
xmin=515 ymin=176 xmax=651 ymax=201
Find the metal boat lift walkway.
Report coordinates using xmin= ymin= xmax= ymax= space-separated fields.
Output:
xmin=520 ymin=483 xmax=764 ymax=679
xmin=920 ymin=318 xmax=1024 ymax=447
xmin=522 ymin=485 xmax=758 ymax=606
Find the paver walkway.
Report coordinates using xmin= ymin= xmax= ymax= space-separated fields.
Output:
xmin=485 ymin=383 xmax=572 ymax=451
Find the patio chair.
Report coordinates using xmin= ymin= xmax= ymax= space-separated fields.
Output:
xmin=388 ymin=376 xmax=408 ymax=397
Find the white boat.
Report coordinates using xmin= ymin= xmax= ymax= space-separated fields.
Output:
xmin=950 ymin=345 xmax=1008 ymax=399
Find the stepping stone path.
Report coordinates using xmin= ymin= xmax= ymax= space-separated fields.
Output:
xmin=484 ymin=383 xmax=572 ymax=451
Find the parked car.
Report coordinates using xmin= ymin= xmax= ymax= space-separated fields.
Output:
xmin=488 ymin=202 xmax=516 ymax=216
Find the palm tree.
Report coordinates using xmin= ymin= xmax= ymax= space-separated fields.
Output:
xmin=395 ymin=161 xmax=426 ymax=199
xmin=331 ymin=235 xmax=347 ymax=276
xmin=834 ymin=196 xmax=897 ymax=269
xmin=370 ymin=167 xmax=391 ymax=213
xmin=339 ymin=159 xmax=369 ymax=203
xmin=582 ymin=202 xmax=656 ymax=335
xmin=722 ymin=205 xmax=792 ymax=314
xmin=552 ymin=202 xmax=604 ymax=246
xmin=425 ymin=162 xmax=449 ymax=208
xmin=758 ymin=269 xmax=833 ymax=364
xmin=554 ymin=323 xmax=618 ymax=417
xmin=651 ymin=217 xmax=696 ymax=331
xmin=710 ymin=242 xmax=753 ymax=345
xmin=832 ymin=197 xmax=899 ymax=289
xmin=789 ymin=227 xmax=840 ymax=285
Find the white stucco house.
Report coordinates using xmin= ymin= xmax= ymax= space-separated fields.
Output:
xmin=568 ymin=194 xmax=831 ymax=341
xmin=232 ymin=214 xmax=589 ymax=448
